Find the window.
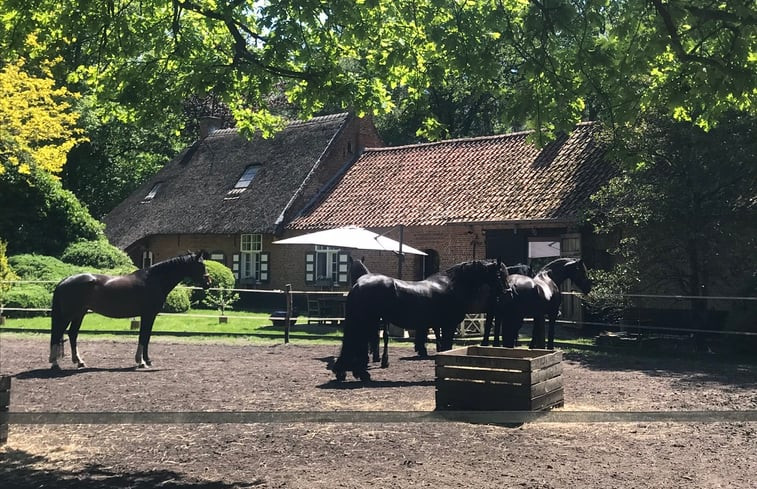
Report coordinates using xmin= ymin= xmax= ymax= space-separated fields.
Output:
xmin=240 ymin=234 xmax=262 ymax=280
xmin=142 ymin=183 xmax=162 ymax=202
xmin=315 ymin=246 xmax=340 ymax=283
xmin=209 ymin=252 xmax=226 ymax=265
xmin=226 ymin=165 xmax=260 ymax=198
xmin=305 ymin=250 xmax=349 ymax=285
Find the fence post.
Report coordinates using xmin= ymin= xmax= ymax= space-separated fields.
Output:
xmin=0 ymin=375 xmax=9 ymax=445
xmin=284 ymin=284 xmax=292 ymax=344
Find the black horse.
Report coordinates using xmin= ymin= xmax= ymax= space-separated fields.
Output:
xmin=483 ymin=258 xmax=591 ymax=350
xmin=49 ymin=251 xmax=211 ymax=370
xmin=333 ymin=259 xmax=510 ymax=381
xmin=348 ymin=258 xmax=387 ymax=366
xmin=482 ymin=263 xmax=532 ymax=347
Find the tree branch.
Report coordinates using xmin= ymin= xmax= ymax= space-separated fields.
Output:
xmin=174 ymin=0 xmax=320 ymax=81
xmin=649 ymin=0 xmax=730 ymax=72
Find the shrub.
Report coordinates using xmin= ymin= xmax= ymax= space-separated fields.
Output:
xmin=162 ymin=286 xmax=191 ymax=313
xmin=3 ymin=283 xmax=51 ymax=317
xmin=0 ymin=165 xmax=104 ymax=256
xmin=61 ymin=239 xmax=133 ymax=270
xmin=0 ymin=239 xmax=17 ymax=310
xmin=8 ymin=254 xmax=81 ymax=292
xmin=194 ymin=260 xmax=238 ymax=313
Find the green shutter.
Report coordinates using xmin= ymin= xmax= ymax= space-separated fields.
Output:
xmin=305 ymin=253 xmax=315 ymax=284
xmin=232 ymin=253 xmax=240 ymax=280
xmin=259 ymin=252 xmax=270 ymax=283
xmin=337 ymin=253 xmax=350 ymax=284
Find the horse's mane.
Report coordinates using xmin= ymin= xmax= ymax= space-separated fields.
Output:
xmin=538 ymin=257 xmax=576 ymax=274
xmin=444 ymin=259 xmax=497 ymax=284
xmin=147 ymin=252 xmax=196 ymax=274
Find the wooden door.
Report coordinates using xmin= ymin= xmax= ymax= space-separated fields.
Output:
xmin=560 ymin=233 xmax=583 ymax=323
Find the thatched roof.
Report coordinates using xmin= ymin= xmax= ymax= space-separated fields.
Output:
xmin=104 ymin=113 xmax=352 ymax=249
xmin=290 ymin=122 xmax=612 ymax=229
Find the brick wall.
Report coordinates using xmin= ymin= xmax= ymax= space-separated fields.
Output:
xmin=130 ymin=222 xmax=584 ymax=293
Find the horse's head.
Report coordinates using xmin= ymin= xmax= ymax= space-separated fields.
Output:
xmin=567 ymin=259 xmax=592 ymax=294
xmin=193 ymin=250 xmax=212 ymax=289
xmin=491 ymin=259 xmax=512 ymax=305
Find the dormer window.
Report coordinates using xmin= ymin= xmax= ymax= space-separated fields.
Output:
xmin=142 ymin=182 xmax=162 ymax=203
xmin=226 ymin=164 xmax=260 ymax=198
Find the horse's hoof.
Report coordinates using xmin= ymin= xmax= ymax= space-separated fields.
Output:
xmin=380 ymin=359 xmax=389 ymax=369
xmin=355 ymin=371 xmax=372 ymax=382
xmin=76 ymin=362 xmax=86 ymax=369
xmin=335 ymin=371 xmax=346 ymax=382
xmin=50 ymin=364 xmax=62 ymax=372
xmin=136 ymin=362 xmax=149 ymax=369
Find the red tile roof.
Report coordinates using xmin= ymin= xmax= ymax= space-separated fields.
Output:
xmin=290 ymin=122 xmax=611 ymax=229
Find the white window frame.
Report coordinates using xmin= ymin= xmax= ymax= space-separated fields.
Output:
xmin=142 ymin=183 xmax=162 ymax=202
xmin=315 ymin=245 xmax=340 ymax=283
xmin=240 ymin=234 xmax=263 ymax=281
xmin=226 ymin=165 xmax=260 ymax=198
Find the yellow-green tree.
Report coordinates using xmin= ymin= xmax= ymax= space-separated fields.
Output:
xmin=0 ymin=58 xmax=85 ymax=176
xmin=0 ymin=59 xmax=103 ymax=255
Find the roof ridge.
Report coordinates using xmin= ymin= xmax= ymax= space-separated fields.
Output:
xmin=362 ymin=122 xmax=596 ymax=152
xmin=205 ymin=112 xmax=350 ymax=138
xmin=362 ymin=132 xmax=527 ymax=152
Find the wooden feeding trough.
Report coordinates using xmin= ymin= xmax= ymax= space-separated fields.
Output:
xmin=435 ymin=346 xmax=563 ymax=411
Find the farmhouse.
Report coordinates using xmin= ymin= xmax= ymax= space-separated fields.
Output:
xmin=103 ymin=112 xmax=381 ymax=289
xmin=105 ymin=114 xmax=613 ymax=303
xmin=286 ymin=122 xmax=612 ymax=278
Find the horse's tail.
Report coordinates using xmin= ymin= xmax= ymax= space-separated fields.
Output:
xmin=49 ymin=283 xmax=67 ymax=362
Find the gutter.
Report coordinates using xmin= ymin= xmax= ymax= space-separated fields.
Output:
xmin=446 ymin=218 xmax=577 ymax=227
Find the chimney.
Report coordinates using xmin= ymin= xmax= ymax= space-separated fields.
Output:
xmin=199 ymin=116 xmax=223 ymax=138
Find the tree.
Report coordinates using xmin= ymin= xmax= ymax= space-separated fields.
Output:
xmin=60 ymin=98 xmax=186 ymax=219
xmin=0 ymin=58 xmax=85 ymax=176
xmin=586 ymin=112 xmax=756 ymax=337
xmin=1 ymin=1 xmax=753 ymax=143
xmin=0 ymin=59 xmax=104 ymax=254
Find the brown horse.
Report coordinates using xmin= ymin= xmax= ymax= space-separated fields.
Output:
xmin=49 ymin=251 xmax=211 ymax=370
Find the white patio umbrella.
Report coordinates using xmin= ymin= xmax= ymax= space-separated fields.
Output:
xmin=273 ymin=226 xmax=426 ymax=255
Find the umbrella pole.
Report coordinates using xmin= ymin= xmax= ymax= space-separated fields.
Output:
xmin=397 ymin=225 xmax=404 ymax=279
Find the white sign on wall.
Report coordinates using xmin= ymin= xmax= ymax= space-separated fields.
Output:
xmin=528 ymin=240 xmax=561 ymax=258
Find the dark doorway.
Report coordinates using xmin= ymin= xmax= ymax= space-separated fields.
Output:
xmin=422 ymin=249 xmax=440 ymax=278
xmin=485 ymin=230 xmax=527 ymax=265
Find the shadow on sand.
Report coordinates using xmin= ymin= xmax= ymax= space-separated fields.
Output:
xmin=0 ymin=448 xmax=258 ymax=489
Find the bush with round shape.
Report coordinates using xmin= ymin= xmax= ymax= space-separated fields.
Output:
xmin=162 ymin=286 xmax=191 ymax=313
xmin=194 ymin=260 xmax=238 ymax=312
xmin=61 ymin=239 xmax=134 ymax=270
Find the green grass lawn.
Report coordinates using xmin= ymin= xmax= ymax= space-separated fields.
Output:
xmin=0 ymin=309 xmax=343 ymax=339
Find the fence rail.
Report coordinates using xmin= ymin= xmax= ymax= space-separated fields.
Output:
xmin=2 ymin=280 xmax=755 ymax=339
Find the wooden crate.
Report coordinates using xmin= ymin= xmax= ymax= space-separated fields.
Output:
xmin=0 ymin=375 xmax=9 ymax=445
xmin=435 ymin=346 xmax=563 ymax=411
